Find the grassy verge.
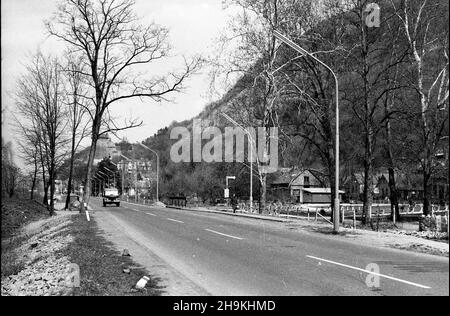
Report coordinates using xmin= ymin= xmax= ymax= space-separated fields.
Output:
xmin=1 ymin=198 xmax=48 ymax=239
xmin=2 ymin=198 xmax=163 ymax=296
xmin=58 ymin=214 xmax=163 ymax=296
xmin=1 ymin=198 xmax=48 ymax=279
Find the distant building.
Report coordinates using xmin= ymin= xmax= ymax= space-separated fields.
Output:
xmin=93 ymin=134 xmax=122 ymax=165
xmin=302 ymin=188 xmax=345 ymax=204
xmin=342 ymin=169 xmax=448 ymax=204
xmin=269 ymin=168 xmax=327 ymax=203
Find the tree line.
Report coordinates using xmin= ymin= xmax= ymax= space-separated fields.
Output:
xmin=5 ymin=0 xmax=448 ymax=222
xmin=8 ymin=0 xmax=200 ymax=215
xmin=142 ymin=0 xmax=448 ymax=221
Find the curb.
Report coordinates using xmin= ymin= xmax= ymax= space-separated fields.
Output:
xmin=166 ymin=206 xmax=292 ymax=223
xmin=120 ymin=200 xmax=163 ymax=210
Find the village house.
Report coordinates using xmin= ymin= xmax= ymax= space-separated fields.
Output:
xmin=342 ymin=169 xmax=448 ymax=204
xmin=269 ymin=168 xmax=342 ymax=203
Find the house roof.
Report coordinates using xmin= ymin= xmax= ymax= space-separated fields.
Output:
xmin=344 ymin=170 xmax=424 ymax=190
xmin=271 ymin=168 xmax=324 ymax=186
xmin=272 ymin=169 xmax=297 ymax=185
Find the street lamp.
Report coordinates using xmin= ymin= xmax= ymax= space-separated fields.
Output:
xmin=273 ymin=30 xmax=340 ymax=233
xmin=97 ymin=171 xmax=110 ymax=187
xmin=94 ymin=174 xmax=107 ymax=195
xmin=137 ymin=143 xmax=160 ymax=202
xmin=221 ymin=113 xmax=255 ymax=213
xmin=104 ymin=167 xmax=116 ymax=187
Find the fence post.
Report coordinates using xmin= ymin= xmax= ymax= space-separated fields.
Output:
xmin=353 ymin=207 xmax=356 ymax=230
xmin=307 ymin=208 xmax=310 ymax=221
xmin=447 ymin=210 xmax=449 ymax=240
xmin=341 ymin=207 xmax=345 ymax=225
xmin=315 ymin=208 xmax=318 ymax=221
xmin=393 ymin=205 xmax=396 ymax=225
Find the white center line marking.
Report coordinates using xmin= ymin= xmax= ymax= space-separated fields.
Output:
xmin=167 ymin=218 xmax=184 ymax=224
xmin=146 ymin=213 xmax=157 ymax=217
xmin=306 ymin=255 xmax=432 ymax=289
xmin=205 ymin=229 xmax=244 ymax=240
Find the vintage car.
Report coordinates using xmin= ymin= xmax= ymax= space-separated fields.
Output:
xmin=103 ymin=188 xmax=120 ymax=207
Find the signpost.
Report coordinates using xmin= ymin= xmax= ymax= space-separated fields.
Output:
xmin=222 ymin=113 xmax=254 ymax=213
xmin=225 ymin=176 xmax=236 ymax=205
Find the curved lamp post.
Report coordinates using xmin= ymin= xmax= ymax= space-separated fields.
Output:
xmin=104 ymin=166 xmax=116 ymax=187
xmin=97 ymin=171 xmax=110 ymax=187
xmin=273 ymin=30 xmax=340 ymax=233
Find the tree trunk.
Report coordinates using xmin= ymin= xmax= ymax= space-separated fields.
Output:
xmin=362 ymin=144 xmax=374 ymax=225
xmin=64 ymin=156 xmax=75 ymax=210
xmin=386 ymin=120 xmax=400 ymax=220
xmin=82 ymin=121 xmax=101 ymax=212
xmin=8 ymin=173 xmax=15 ymax=198
xmin=39 ymin=140 xmax=48 ymax=205
xmin=423 ymin=167 xmax=431 ymax=216
xmin=388 ymin=167 xmax=400 ymax=221
xmin=260 ymin=173 xmax=267 ymax=214
xmin=360 ymin=8 xmax=374 ymax=226
xmin=30 ymin=159 xmax=38 ymax=200
xmin=65 ymin=130 xmax=77 ymax=210
xmin=384 ymin=95 xmax=400 ymax=221
xmin=43 ymin=180 xmax=49 ymax=206
xmin=48 ymin=155 xmax=56 ymax=216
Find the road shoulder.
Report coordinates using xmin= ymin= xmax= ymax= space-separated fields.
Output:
xmin=166 ymin=204 xmax=449 ymax=258
xmin=92 ymin=209 xmax=210 ymax=296
xmin=282 ymin=220 xmax=449 ymax=258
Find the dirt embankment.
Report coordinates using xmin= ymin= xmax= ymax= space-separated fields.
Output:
xmin=1 ymin=199 xmax=76 ymax=296
xmin=1 ymin=199 xmax=162 ymax=296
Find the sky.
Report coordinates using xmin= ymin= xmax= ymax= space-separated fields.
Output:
xmin=1 ymin=0 xmax=237 ymax=166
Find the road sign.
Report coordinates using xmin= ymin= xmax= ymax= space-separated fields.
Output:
xmin=224 ymin=189 xmax=230 ymax=199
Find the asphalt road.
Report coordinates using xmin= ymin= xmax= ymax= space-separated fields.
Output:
xmin=89 ymin=198 xmax=449 ymax=296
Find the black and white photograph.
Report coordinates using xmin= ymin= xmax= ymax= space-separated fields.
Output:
xmin=1 ymin=0 xmax=449 ymax=300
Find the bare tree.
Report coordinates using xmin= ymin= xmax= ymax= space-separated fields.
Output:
xmin=47 ymin=0 xmax=202 ymax=208
xmin=63 ymin=57 xmax=90 ymax=210
xmin=211 ymin=0 xmax=318 ymax=213
xmin=1 ymin=139 xmax=20 ymax=198
xmin=16 ymin=131 xmax=40 ymax=200
xmin=276 ymin=2 xmax=346 ymax=219
xmin=15 ymin=53 xmax=70 ymax=215
xmin=392 ymin=0 xmax=449 ymax=215
xmin=324 ymin=0 xmax=411 ymax=224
